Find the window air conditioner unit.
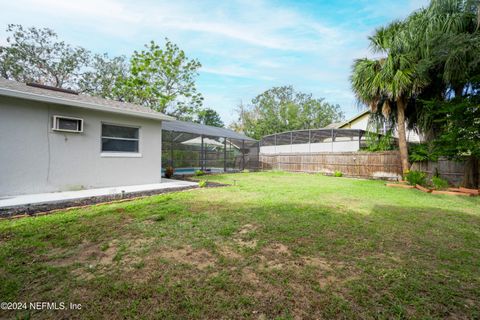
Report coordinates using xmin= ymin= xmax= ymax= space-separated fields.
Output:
xmin=52 ymin=115 xmax=84 ymax=133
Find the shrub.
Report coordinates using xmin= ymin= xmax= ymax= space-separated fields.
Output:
xmin=431 ymin=176 xmax=449 ymax=190
xmin=198 ymin=180 xmax=207 ymax=188
xmin=195 ymin=170 xmax=205 ymax=176
xmin=242 ymin=169 xmax=250 ymax=173
xmin=164 ymin=166 xmax=174 ymax=179
xmin=409 ymin=143 xmax=439 ymax=162
xmin=363 ymin=130 xmax=396 ymax=152
xmin=334 ymin=171 xmax=343 ymax=177
xmin=405 ymin=170 xmax=427 ymax=186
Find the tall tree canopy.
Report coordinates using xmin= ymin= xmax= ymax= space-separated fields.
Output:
xmin=0 ymin=24 xmax=89 ymax=88
xmin=231 ymin=86 xmax=344 ymax=140
xmin=196 ymin=108 xmax=224 ymax=127
xmin=78 ymin=53 xmax=128 ymax=99
xmin=115 ymin=40 xmax=203 ymax=120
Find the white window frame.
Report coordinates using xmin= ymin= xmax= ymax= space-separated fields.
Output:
xmin=100 ymin=122 xmax=142 ymax=157
xmin=52 ymin=115 xmax=84 ymax=133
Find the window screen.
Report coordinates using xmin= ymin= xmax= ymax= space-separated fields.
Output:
xmin=58 ymin=118 xmax=81 ymax=131
xmin=101 ymin=124 xmax=139 ymax=152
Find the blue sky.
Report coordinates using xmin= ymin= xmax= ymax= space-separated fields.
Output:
xmin=0 ymin=0 xmax=429 ymax=124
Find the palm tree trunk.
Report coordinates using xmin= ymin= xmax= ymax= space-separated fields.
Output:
xmin=454 ymin=85 xmax=463 ymax=98
xmin=396 ymin=97 xmax=410 ymax=174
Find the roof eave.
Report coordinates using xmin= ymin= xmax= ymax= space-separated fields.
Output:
xmin=338 ymin=110 xmax=369 ymax=128
xmin=0 ymin=87 xmax=175 ymax=121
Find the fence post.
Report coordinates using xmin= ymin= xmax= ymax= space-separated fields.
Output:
xmin=257 ymin=141 xmax=260 ymax=170
xmin=223 ymin=138 xmax=227 ymax=172
xmin=358 ymin=130 xmax=362 ymax=151
xmin=308 ymin=129 xmax=311 ymax=153
xmin=274 ymin=134 xmax=277 ymax=154
xmin=331 ymin=129 xmax=334 ymax=152
xmin=290 ymin=132 xmax=293 ymax=153
xmin=170 ymin=131 xmax=174 ymax=167
xmin=201 ymin=135 xmax=204 ymax=170
xmin=242 ymin=140 xmax=245 ymax=171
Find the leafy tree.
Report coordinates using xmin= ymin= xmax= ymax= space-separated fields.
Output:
xmin=232 ymin=86 xmax=344 ymax=139
xmin=79 ymin=53 xmax=128 ymax=99
xmin=196 ymin=108 xmax=224 ymax=127
xmin=0 ymin=24 xmax=89 ymax=88
xmin=422 ymin=93 xmax=480 ymax=187
xmin=116 ymin=39 xmax=203 ymax=120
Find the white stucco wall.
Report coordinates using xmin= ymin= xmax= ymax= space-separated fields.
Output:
xmin=0 ymin=96 xmax=162 ymax=196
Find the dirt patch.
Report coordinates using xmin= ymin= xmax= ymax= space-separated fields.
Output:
xmin=49 ymin=241 xmax=104 ymax=267
xmin=242 ymin=267 xmax=261 ymax=285
xmin=157 ymin=245 xmax=216 ymax=270
xmin=233 ymin=224 xmax=260 ymax=249
xmin=234 ymin=238 xmax=258 ymax=248
xmin=98 ymin=240 xmax=118 ymax=265
xmin=49 ymin=237 xmax=155 ymax=280
xmin=218 ymin=245 xmax=243 ymax=260
xmin=238 ymin=224 xmax=258 ymax=235
xmin=262 ymin=243 xmax=291 ymax=256
xmin=71 ymin=267 xmax=95 ymax=281
xmin=299 ymin=256 xmax=333 ymax=271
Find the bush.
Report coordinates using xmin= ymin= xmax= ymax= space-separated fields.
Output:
xmin=195 ymin=170 xmax=205 ymax=176
xmin=409 ymin=143 xmax=439 ymax=162
xmin=164 ymin=166 xmax=174 ymax=179
xmin=198 ymin=180 xmax=207 ymax=188
xmin=242 ymin=169 xmax=250 ymax=173
xmin=334 ymin=171 xmax=343 ymax=177
xmin=431 ymin=176 xmax=449 ymax=190
xmin=405 ymin=170 xmax=427 ymax=186
xmin=363 ymin=130 xmax=396 ymax=152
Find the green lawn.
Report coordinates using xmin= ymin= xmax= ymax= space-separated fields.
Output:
xmin=1 ymin=171 xmax=480 ymax=319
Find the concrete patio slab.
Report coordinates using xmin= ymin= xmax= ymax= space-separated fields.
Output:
xmin=0 ymin=179 xmax=199 ymax=217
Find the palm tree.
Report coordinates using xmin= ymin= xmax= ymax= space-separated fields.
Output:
xmin=351 ymin=22 xmax=425 ymax=174
xmin=406 ymin=0 xmax=480 ymax=98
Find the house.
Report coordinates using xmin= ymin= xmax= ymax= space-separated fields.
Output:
xmin=333 ymin=110 xmax=422 ymax=143
xmin=0 ymin=78 xmax=173 ymax=197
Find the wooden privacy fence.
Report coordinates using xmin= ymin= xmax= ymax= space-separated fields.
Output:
xmin=410 ymin=158 xmax=466 ymax=186
xmin=260 ymin=151 xmax=402 ymax=180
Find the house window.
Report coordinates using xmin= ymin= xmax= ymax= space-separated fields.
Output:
xmin=101 ymin=123 xmax=139 ymax=153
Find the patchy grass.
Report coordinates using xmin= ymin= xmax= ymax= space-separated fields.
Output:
xmin=1 ymin=171 xmax=479 ymax=319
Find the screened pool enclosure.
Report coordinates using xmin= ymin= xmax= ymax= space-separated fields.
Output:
xmin=162 ymin=120 xmax=259 ymax=175
xmin=260 ymin=129 xmax=373 ymax=154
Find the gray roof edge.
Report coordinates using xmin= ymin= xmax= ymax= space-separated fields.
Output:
xmin=0 ymin=86 xmax=174 ymax=121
